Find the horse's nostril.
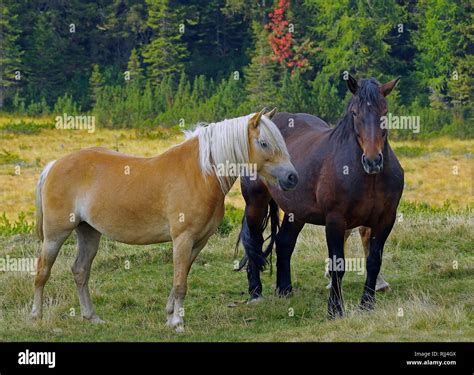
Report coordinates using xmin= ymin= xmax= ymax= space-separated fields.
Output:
xmin=375 ymin=153 xmax=383 ymax=166
xmin=288 ymin=173 xmax=298 ymax=185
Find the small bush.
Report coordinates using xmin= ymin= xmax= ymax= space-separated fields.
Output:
xmin=217 ymin=205 xmax=243 ymax=237
xmin=0 ymin=121 xmax=54 ymax=135
xmin=0 ymin=212 xmax=34 ymax=236
xmin=0 ymin=150 xmax=24 ymax=165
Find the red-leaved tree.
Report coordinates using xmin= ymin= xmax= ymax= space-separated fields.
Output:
xmin=266 ymin=0 xmax=313 ymax=72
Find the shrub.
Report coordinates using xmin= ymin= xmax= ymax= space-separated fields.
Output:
xmin=0 ymin=212 xmax=34 ymax=236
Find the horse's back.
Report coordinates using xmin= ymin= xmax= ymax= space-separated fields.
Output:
xmin=273 ymin=112 xmax=330 ymax=138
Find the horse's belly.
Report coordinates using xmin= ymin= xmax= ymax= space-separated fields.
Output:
xmin=87 ymin=217 xmax=171 ymax=245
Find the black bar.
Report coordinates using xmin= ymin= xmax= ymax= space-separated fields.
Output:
xmin=0 ymin=342 xmax=472 ymax=374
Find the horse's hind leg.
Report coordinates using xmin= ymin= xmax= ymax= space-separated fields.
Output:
xmin=32 ymin=230 xmax=71 ymax=320
xmin=360 ymin=220 xmax=395 ymax=310
xmin=359 ymin=227 xmax=390 ymax=292
xmin=72 ymin=223 xmax=103 ymax=323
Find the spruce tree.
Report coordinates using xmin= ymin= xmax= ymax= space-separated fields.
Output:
xmin=127 ymin=48 xmax=144 ymax=85
xmin=244 ymin=21 xmax=280 ymax=110
xmin=0 ymin=3 xmax=23 ymax=108
xmin=142 ymin=0 xmax=188 ymax=84
xmin=89 ymin=64 xmax=103 ymax=108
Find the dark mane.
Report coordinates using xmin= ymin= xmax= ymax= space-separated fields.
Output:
xmin=330 ymin=78 xmax=386 ymax=142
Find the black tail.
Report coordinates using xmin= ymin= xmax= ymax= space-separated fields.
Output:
xmin=234 ymin=199 xmax=280 ymax=272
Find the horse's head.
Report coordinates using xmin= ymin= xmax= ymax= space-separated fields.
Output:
xmin=347 ymin=75 xmax=400 ymax=174
xmin=247 ymin=108 xmax=298 ymax=190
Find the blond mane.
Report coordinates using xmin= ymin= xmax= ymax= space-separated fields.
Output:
xmin=185 ymin=113 xmax=288 ymax=193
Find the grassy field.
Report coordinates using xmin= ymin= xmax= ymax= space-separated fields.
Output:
xmin=0 ymin=115 xmax=473 ymax=341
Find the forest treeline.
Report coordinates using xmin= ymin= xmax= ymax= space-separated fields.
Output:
xmin=0 ymin=0 xmax=472 ymax=138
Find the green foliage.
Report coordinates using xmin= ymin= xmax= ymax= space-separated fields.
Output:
xmin=217 ymin=205 xmax=243 ymax=237
xmin=25 ymin=98 xmax=50 ymax=116
xmin=245 ymin=21 xmax=281 ymax=110
xmin=89 ymin=64 xmax=104 ymax=107
xmin=0 ymin=121 xmax=54 ymax=136
xmin=0 ymin=0 xmax=470 ymax=138
xmin=0 ymin=2 xmax=23 ymax=109
xmin=0 ymin=212 xmax=34 ymax=236
xmin=0 ymin=149 xmax=23 ymax=164
xmin=142 ymin=0 xmax=188 ymax=84
xmin=53 ymin=94 xmax=80 ymax=115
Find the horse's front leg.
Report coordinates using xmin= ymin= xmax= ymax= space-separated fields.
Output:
xmin=275 ymin=216 xmax=304 ymax=296
xmin=325 ymin=217 xmax=346 ymax=319
xmin=360 ymin=218 xmax=395 ymax=310
xmin=167 ymin=233 xmax=195 ymax=333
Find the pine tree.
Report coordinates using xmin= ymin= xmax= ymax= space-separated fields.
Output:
xmin=142 ymin=0 xmax=188 ymax=85
xmin=412 ymin=0 xmax=459 ymax=109
xmin=0 ymin=3 xmax=23 ymax=108
xmin=245 ymin=21 xmax=280 ymax=110
xmin=89 ymin=64 xmax=104 ymax=107
xmin=24 ymin=11 xmax=67 ymax=105
xmin=278 ymin=71 xmax=308 ymax=113
xmin=127 ymin=48 xmax=144 ymax=84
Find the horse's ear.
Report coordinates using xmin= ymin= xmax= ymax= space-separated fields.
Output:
xmin=265 ymin=107 xmax=277 ymax=119
xmin=380 ymin=77 xmax=400 ymax=97
xmin=347 ymin=74 xmax=358 ymax=94
xmin=249 ymin=107 xmax=267 ymax=128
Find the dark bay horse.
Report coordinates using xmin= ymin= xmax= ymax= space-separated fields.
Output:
xmin=237 ymin=76 xmax=404 ymax=317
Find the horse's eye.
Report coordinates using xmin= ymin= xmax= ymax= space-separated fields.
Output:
xmin=351 ymin=110 xmax=357 ymax=117
xmin=259 ymin=139 xmax=268 ymax=148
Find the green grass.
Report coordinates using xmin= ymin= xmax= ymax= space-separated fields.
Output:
xmin=0 ymin=210 xmax=472 ymax=342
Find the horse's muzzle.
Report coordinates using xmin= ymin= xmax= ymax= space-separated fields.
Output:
xmin=362 ymin=153 xmax=383 ymax=174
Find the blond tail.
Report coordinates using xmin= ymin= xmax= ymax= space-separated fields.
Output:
xmin=35 ymin=161 xmax=56 ymax=241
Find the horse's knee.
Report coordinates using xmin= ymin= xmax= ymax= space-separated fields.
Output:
xmin=71 ymin=265 xmax=88 ymax=286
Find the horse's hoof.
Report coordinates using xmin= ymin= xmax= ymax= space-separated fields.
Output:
xmin=376 ymin=282 xmax=391 ymax=293
xmin=327 ymin=310 xmax=344 ymax=320
xmin=167 ymin=316 xmax=185 ymax=332
xmin=84 ymin=315 xmax=105 ymax=324
xmin=360 ymin=296 xmax=376 ymax=311
xmin=247 ymin=296 xmax=264 ymax=305
xmin=31 ymin=312 xmax=42 ymax=321
xmin=328 ymin=301 xmax=345 ymax=319
xmin=276 ymin=287 xmax=293 ymax=298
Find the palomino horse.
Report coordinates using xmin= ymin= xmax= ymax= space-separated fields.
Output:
xmin=237 ymin=76 xmax=404 ymax=318
xmin=32 ymin=108 xmax=298 ymax=332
